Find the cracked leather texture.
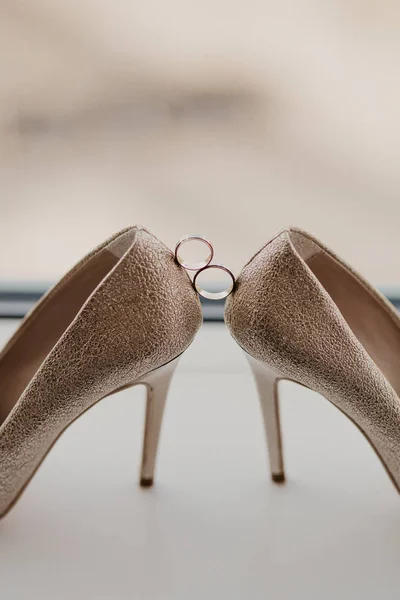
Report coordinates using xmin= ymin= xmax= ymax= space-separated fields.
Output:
xmin=225 ymin=228 xmax=400 ymax=489
xmin=0 ymin=227 xmax=202 ymax=516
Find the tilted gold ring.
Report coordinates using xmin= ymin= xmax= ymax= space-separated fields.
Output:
xmin=174 ymin=235 xmax=214 ymax=271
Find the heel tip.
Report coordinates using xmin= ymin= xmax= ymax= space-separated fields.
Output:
xmin=272 ymin=473 xmax=285 ymax=483
xmin=140 ymin=477 xmax=154 ymax=488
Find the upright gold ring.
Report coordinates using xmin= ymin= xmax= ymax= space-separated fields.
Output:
xmin=193 ymin=264 xmax=235 ymax=300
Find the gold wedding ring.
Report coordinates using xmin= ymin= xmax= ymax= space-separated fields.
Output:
xmin=174 ymin=235 xmax=214 ymax=271
xmin=193 ymin=264 xmax=235 ymax=300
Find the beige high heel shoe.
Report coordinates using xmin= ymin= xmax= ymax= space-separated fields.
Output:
xmin=225 ymin=228 xmax=400 ymax=491
xmin=0 ymin=226 xmax=202 ymax=518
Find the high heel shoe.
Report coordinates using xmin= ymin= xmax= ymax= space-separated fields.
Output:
xmin=0 ymin=226 xmax=202 ymax=518
xmin=225 ymin=227 xmax=400 ymax=491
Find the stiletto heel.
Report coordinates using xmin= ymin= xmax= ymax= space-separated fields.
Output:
xmin=138 ymin=357 xmax=180 ymax=487
xmin=226 ymin=227 xmax=400 ymax=494
xmin=0 ymin=226 xmax=203 ymax=519
xmin=246 ymin=354 xmax=285 ymax=483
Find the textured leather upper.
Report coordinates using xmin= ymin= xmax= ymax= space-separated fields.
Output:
xmin=225 ymin=229 xmax=400 ymax=488
xmin=0 ymin=227 xmax=202 ymax=515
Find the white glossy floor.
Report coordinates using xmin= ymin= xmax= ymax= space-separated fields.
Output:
xmin=0 ymin=320 xmax=399 ymax=600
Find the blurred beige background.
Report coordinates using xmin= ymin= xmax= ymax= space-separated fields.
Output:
xmin=1 ymin=0 xmax=400 ymax=283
